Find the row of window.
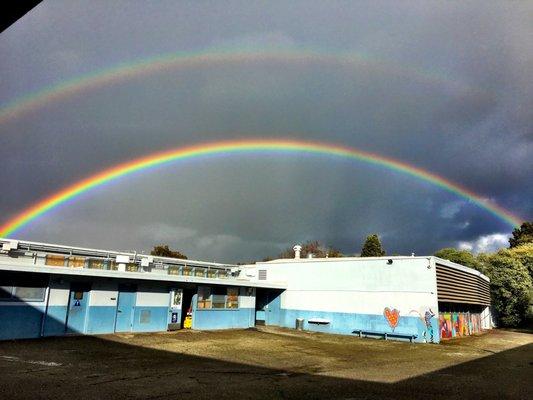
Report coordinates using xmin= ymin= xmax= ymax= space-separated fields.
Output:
xmin=45 ymin=254 xmax=230 ymax=277
xmin=197 ymin=286 xmax=239 ymax=309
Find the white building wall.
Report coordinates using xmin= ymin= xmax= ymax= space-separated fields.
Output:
xmin=239 ymin=287 xmax=256 ymax=309
xmin=250 ymin=257 xmax=440 ymax=343
xmin=136 ymin=284 xmax=170 ymax=307
xmin=89 ymin=282 xmax=118 ymax=306
xmin=255 ymin=257 xmax=438 ymax=314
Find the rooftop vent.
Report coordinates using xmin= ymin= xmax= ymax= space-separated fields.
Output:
xmin=293 ymin=245 xmax=302 ymax=259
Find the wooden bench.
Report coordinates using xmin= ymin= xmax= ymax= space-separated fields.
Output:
xmin=352 ymin=330 xmax=418 ymax=343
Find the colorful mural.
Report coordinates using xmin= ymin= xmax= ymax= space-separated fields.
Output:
xmin=439 ymin=312 xmax=483 ymax=340
xmin=383 ymin=307 xmax=400 ymax=331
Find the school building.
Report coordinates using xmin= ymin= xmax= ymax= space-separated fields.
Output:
xmin=0 ymin=238 xmax=492 ymax=343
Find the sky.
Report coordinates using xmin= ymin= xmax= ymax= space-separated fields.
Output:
xmin=0 ymin=1 xmax=531 ymax=263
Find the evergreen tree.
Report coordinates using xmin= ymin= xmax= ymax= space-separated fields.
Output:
xmin=360 ymin=234 xmax=385 ymax=257
xmin=509 ymin=221 xmax=533 ymax=248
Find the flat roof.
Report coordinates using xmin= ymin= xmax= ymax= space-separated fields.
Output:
xmin=0 ymin=262 xmax=286 ymax=289
xmin=255 ymin=255 xmax=489 ymax=282
xmin=1 ymin=237 xmax=235 ymax=269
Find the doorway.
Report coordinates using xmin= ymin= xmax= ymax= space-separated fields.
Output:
xmin=65 ymin=283 xmax=91 ymax=334
xmin=181 ymin=288 xmax=194 ymax=328
xmin=255 ymin=289 xmax=282 ymax=326
xmin=115 ymin=284 xmax=136 ymax=332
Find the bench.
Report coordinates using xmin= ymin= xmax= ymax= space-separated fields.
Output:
xmin=308 ymin=318 xmax=330 ymax=325
xmin=352 ymin=330 xmax=418 ymax=343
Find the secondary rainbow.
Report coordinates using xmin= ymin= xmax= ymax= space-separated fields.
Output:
xmin=0 ymin=139 xmax=522 ymax=237
xmin=0 ymin=48 xmax=482 ymax=126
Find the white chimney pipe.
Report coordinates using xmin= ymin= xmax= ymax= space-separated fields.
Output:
xmin=293 ymin=245 xmax=302 ymax=259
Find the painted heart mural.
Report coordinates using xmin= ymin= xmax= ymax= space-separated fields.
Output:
xmin=384 ymin=307 xmax=400 ymax=331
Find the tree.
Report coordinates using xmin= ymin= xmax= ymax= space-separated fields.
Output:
xmin=278 ymin=240 xmax=343 ymax=259
xmin=360 ymin=234 xmax=385 ymax=257
xmin=434 ymin=248 xmax=484 ymax=273
xmin=482 ymin=249 xmax=532 ymax=327
xmin=150 ymin=245 xmax=187 ymax=260
xmin=507 ymin=243 xmax=533 ymax=280
xmin=509 ymin=221 xmax=533 ymax=248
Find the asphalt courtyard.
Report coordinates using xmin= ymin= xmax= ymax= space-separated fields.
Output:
xmin=0 ymin=327 xmax=531 ymax=399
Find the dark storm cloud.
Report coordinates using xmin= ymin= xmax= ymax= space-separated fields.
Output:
xmin=0 ymin=1 xmax=531 ymax=261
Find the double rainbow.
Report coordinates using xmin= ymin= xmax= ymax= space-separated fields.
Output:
xmin=0 ymin=48 xmax=482 ymax=126
xmin=0 ymin=139 xmax=522 ymax=237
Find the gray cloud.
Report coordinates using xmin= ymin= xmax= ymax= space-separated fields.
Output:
xmin=0 ymin=1 xmax=531 ymax=261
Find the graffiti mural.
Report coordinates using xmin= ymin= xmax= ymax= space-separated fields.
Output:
xmin=439 ymin=311 xmax=483 ymax=340
xmin=383 ymin=307 xmax=400 ymax=331
xmin=409 ymin=308 xmax=436 ymax=343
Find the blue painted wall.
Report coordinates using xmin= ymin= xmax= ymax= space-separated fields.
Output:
xmin=279 ymin=308 xmax=440 ymax=343
xmin=133 ymin=306 xmax=169 ymax=332
xmin=43 ymin=305 xmax=68 ymax=336
xmin=191 ymin=294 xmax=255 ymax=330
xmin=193 ymin=308 xmax=255 ymax=330
xmin=86 ymin=306 xmax=117 ymax=334
xmin=0 ymin=305 xmax=45 ymax=340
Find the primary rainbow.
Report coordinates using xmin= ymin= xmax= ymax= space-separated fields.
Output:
xmin=0 ymin=139 xmax=522 ymax=237
xmin=0 ymin=48 xmax=481 ymax=126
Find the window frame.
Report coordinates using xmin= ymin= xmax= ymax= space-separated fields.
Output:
xmin=196 ymin=286 xmax=239 ymax=311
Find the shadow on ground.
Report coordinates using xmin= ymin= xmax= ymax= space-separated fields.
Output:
xmin=0 ymin=330 xmax=531 ymax=399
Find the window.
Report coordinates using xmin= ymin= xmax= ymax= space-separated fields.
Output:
xmin=88 ymin=259 xmax=105 ymax=269
xmin=14 ymin=286 xmax=46 ymax=301
xmin=0 ymin=273 xmax=47 ymax=302
xmin=212 ymin=293 xmax=226 ymax=309
xmin=226 ymin=288 xmax=238 ymax=309
xmin=67 ymin=257 xmax=85 ymax=268
xmin=45 ymin=254 xmax=65 ymax=267
xmin=197 ymin=286 xmax=211 ymax=309
xmin=197 ymin=286 xmax=238 ymax=310
xmin=0 ymin=286 xmax=14 ymax=299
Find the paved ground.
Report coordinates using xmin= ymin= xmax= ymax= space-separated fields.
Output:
xmin=0 ymin=327 xmax=531 ymax=399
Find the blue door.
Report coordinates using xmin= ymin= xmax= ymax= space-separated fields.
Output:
xmin=115 ymin=286 xmax=136 ymax=332
xmin=265 ymin=291 xmax=281 ymax=326
xmin=66 ymin=285 xmax=90 ymax=333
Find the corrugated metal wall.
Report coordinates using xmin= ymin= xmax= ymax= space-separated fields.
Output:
xmin=436 ymin=263 xmax=490 ymax=305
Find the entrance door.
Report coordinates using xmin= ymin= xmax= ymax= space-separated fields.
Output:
xmin=255 ymin=289 xmax=282 ymax=326
xmin=115 ymin=285 xmax=136 ymax=332
xmin=265 ymin=291 xmax=281 ymax=326
xmin=66 ymin=284 xmax=91 ymax=333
